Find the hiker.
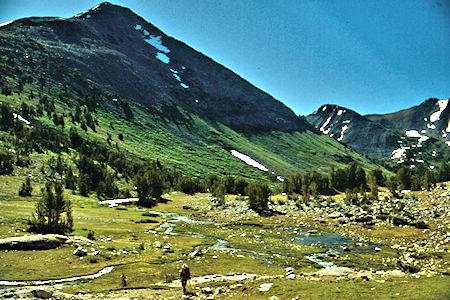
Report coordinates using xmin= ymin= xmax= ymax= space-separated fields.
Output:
xmin=180 ymin=264 xmax=191 ymax=294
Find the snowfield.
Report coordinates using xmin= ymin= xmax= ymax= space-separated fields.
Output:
xmin=405 ymin=130 xmax=421 ymax=138
xmin=320 ymin=116 xmax=332 ymax=133
xmin=230 ymin=150 xmax=268 ymax=172
xmin=429 ymin=99 xmax=448 ymax=122
xmin=155 ymin=52 xmax=170 ymax=64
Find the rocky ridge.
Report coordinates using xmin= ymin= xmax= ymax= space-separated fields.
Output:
xmin=0 ymin=2 xmax=307 ymax=133
xmin=306 ymin=99 xmax=449 ymax=166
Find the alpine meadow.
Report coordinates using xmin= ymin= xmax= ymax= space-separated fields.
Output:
xmin=0 ymin=2 xmax=448 ymax=299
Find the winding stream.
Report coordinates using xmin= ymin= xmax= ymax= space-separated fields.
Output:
xmin=145 ymin=209 xmax=379 ymax=269
xmin=0 ymin=207 xmax=379 ymax=288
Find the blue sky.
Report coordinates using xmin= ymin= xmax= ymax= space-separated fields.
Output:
xmin=0 ymin=0 xmax=449 ymax=116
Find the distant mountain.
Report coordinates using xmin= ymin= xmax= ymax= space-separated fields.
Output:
xmin=366 ymin=98 xmax=449 ymax=142
xmin=306 ymin=99 xmax=449 ymax=169
xmin=0 ymin=2 xmax=383 ymax=181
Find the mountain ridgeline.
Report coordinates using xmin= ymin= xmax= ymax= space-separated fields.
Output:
xmin=0 ymin=2 xmax=381 ymax=185
xmin=306 ymin=99 xmax=449 ymax=169
xmin=0 ymin=2 xmax=305 ymax=133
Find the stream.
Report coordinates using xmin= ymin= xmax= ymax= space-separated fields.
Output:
xmin=0 ymin=207 xmax=379 ymax=288
xmin=145 ymin=209 xmax=379 ymax=270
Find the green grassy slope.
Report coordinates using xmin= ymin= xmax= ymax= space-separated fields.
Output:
xmin=0 ymin=81 xmax=386 ymax=185
xmin=0 ymin=28 xmax=388 ymax=189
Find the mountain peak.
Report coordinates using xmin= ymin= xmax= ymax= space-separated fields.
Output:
xmin=74 ymin=2 xmax=137 ymax=19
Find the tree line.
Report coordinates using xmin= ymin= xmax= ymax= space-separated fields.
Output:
xmin=281 ymin=161 xmax=449 ymax=201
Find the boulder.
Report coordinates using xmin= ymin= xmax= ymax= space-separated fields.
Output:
xmin=259 ymin=283 xmax=273 ymax=292
xmin=163 ymin=245 xmax=173 ymax=253
xmin=201 ymin=287 xmax=213 ymax=294
xmin=215 ymin=287 xmax=224 ymax=295
xmin=314 ymin=267 xmax=353 ymax=276
xmin=285 ymin=267 xmax=295 ymax=275
xmin=31 ymin=289 xmax=53 ymax=299
xmin=153 ymin=241 xmax=162 ymax=248
xmin=73 ymin=247 xmax=87 ymax=257
xmin=0 ymin=234 xmax=67 ymax=250
xmin=0 ymin=234 xmax=95 ymax=250
xmin=411 ymin=220 xmax=429 ymax=229
xmin=190 ymin=250 xmax=201 ymax=257
xmin=329 ymin=212 xmax=342 ymax=218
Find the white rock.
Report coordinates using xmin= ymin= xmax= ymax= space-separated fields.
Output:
xmin=259 ymin=283 xmax=273 ymax=292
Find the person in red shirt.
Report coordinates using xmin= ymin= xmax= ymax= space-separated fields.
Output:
xmin=180 ymin=264 xmax=191 ymax=294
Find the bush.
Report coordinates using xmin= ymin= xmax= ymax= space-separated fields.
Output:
xmin=0 ymin=150 xmax=14 ymax=175
xmin=245 ymin=181 xmax=271 ymax=210
xmin=18 ymin=177 xmax=33 ymax=197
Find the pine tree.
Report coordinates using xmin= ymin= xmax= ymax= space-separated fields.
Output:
xmin=368 ymin=175 xmax=378 ymax=199
xmin=214 ymin=182 xmax=226 ymax=205
xmin=19 ymin=177 xmax=33 ymax=197
xmin=135 ymin=169 xmax=165 ymax=207
xmin=28 ymin=181 xmax=73 ymax=234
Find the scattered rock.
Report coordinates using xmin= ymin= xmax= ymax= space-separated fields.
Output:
xmin=259 ymin=283 xmax=273 ymax=292
xmin=314 ymin=267 xmax=353 ymax=277
xmin=215 ymin=287 xmax=224 ymax=295
xmin=329 ymin=212 xmax=342 ymax=218
xmin=285 ymin=267 xmax=296 ymax=279
xmin=163 ymin=244 xmax=173 ymax=253
xmin=31 ymin=289 xmax=53 ymax=299
xmin=201 ymin=287 xmax=213 ymax=294
xmin=73 ymin=247 xmax=87 ymax=257
xmin=190 ymin=250 xmax=201 ymax=257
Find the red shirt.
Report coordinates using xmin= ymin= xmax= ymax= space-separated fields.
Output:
xmin=180 ymin=268 xmax=191 ymax=281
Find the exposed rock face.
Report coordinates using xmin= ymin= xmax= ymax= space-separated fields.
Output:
xmin=366 ymin=98 xmax=449 ymax=141
xmin=306 ymin=104 xmax=401 ymax=158
xmin=0 ymin=2 xmax=307 ymax=133
xmin=0 ymin=234 xmax=95 ymax=250
xmin=306 ymin=99 xmax=449 ymax=165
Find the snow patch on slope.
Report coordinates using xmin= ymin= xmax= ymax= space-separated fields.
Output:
xmin=135 ymin=24 xmax=172 ymax=64
xmin=337 ymin=125 xmax=348 ymax=142
xmin=320 ymin=116 xmax=332 ymax=132
xmin=429 ymin=99 xmax=448 ymax=122
xmin=13 ymin=113 xmax=30 ymax=125
xmin=230 ymin=150 xmax=268 ymax=172
xmin=144 ymin=35 xmax=170 ymax=53
xmin=156 ymin=53 xmax=170 ymax=64
xmin=405 ymin=130 xmax=421 ymax=138
xmin=0 ymin=20 xmax=13 ymax=27
xmin=391 ymin=148 xmax=406 ymax=160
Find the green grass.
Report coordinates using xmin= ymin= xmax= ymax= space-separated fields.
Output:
xmin=0 ymin=190 xmax=448 ymax=299
xmin=226 ymin=275 xmax=450 ymax=300
xmin=1 ymin=76 xmax=388 ymax=188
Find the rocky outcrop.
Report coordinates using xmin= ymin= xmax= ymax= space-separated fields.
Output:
xmin=0 ymin=234 xmax=95 ymax=250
